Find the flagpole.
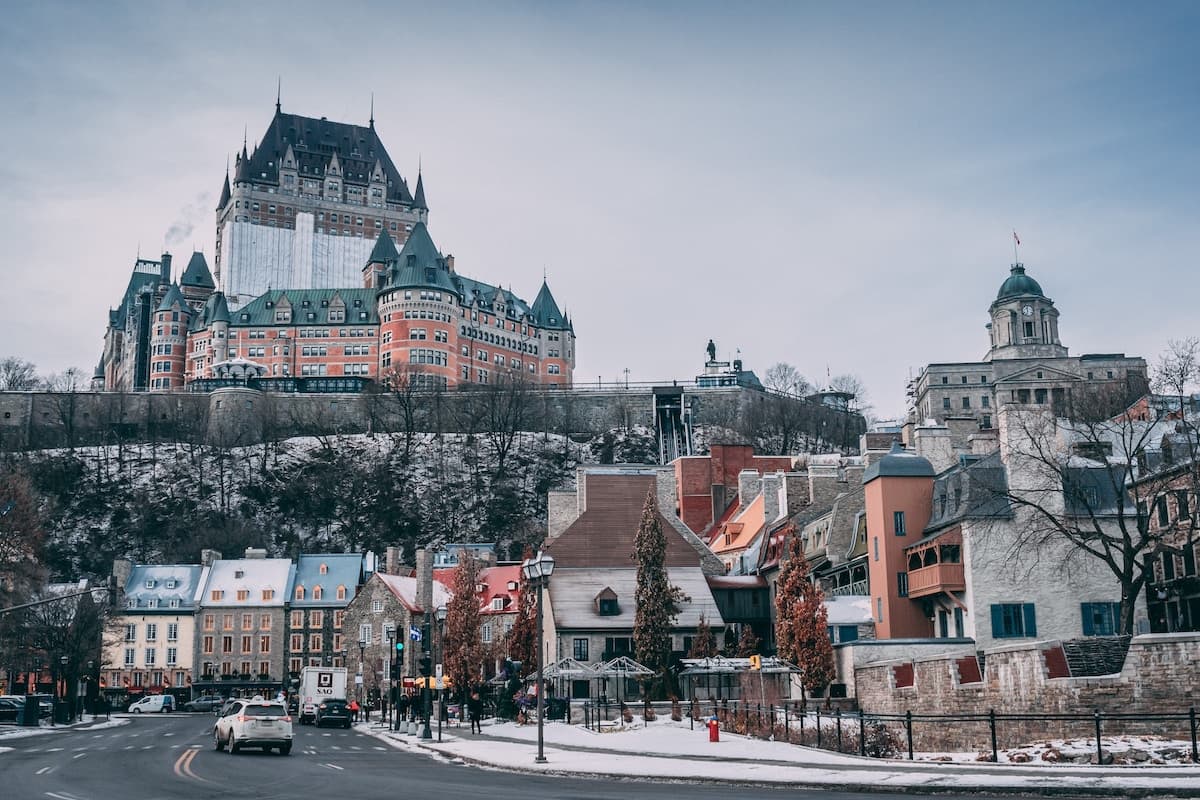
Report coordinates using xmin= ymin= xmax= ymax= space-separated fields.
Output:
xmin=1012 ymin=230 xmax=1020 ymax=265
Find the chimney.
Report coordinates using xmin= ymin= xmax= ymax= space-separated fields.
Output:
xmin=385 ymin=546 xmax=401 ymax=576
xmin=200 ymin=549 xmax=222 ymax=567
xmin=783 ymin=471 xmax=809 ymax=512
xmin=913 ymin=421 xmax=955 ymax=475
xmin=737 ymin=469 xmax=761 ymax=509
xmin=415 ymin=548 xmax=432 ymax=616
xmin=160 ymin=252 xmax=172 ymax=283
xmin=968 ymin=431 xmax=999 ymax=456
xmin=762 ymin=472 xmax=784 ymax=522
xmin=244 ymin=547 xmax=267 ymax=559
xmin=807 ymin=462 xmax=841 ymax=510
xmin=445 ymin=254 xmax=455 ymax=273
xmin=112 ymin=559 xmax=133 ymax=604
xmin=710 ymin=483 xmax=728 ymax=526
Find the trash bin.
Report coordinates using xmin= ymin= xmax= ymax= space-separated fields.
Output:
xmin=54 ymin=701 xmax=70 ymax=725
xmin=21 ymin=696 xmax=40 ymax=726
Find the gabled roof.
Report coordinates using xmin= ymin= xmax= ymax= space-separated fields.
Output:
xmin=123 ymin=565 xmax=204 ymax=611
xmin=923 ymin=451 xmax=1013 ymax=534
xmin=290 ymin=554 xmax=364 ymax=607
xmin=376 ymin=573 xmax=452 ymax=614
xmin=241 ymin=108 xmax=413 ymax=204
xmin=432 ymin=563 xmax=522 ymax=615
xmin=709 ymin=494 xmax=765 ymax=555
xmin=156 ymin=283 xmax=188 ymax=313
xmin=546 ymin=472 xmax=711 ymax=569
xmin=180 ymin=252 xmax=215 ymax=289
xmin=992 ymin=363 xmax=1081 ymax=384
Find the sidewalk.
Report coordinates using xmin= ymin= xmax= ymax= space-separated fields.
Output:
xmin=0 ymin=715 xmax=128 ymax=744
xmin=357 ymin=716 xmax=1200 ymax=797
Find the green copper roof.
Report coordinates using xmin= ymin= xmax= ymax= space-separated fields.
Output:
xmin=180 ymin=252 xmax=215 ymax=289
xmin=379 ymin=222 xmax=460 ymax=297
xmin=232 ymin=288 xmax=379 ymax=327
xmin=156 ymin=283 xmax=188 ymax=312
xmin=996 ymin=264 xmax=1044 ymax=301
xmin=862 ymin=442 xmax=936 ymax=484
xmin=368 ymin=229 xmax=400 ymax=264
xmin=530 ymin=280 xmax=567 ymax=329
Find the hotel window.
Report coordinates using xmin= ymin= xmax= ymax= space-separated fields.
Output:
xmin=334 ymin=610 xmax=345 ymax=628
xmin=124 ymin=624 xmax=136 ymax=642
xmin=167 ymin=623 xmax=178 ymax=641
xmin=295 ymin=586 xmax=305 ymax=600
xmin=260 ymin=614 xmax=272 ymax=629
xmin=166 ymin=648 xmax=178 ymax=666
xmin=146 ymin=623 xmax=158 ymax=641
xmin=291 ymin=634 xmax=303 ymax=651
xmin=124 ymin=648 xmax=135 ymax=667
xmin=310 ymin=610 xmax=324 ymax=627
xmin=291 ymin=611 xmax=304 ymax=628
xmin=309 ymin=634 xmax=323 ymax=651
xmin=290 ymin=658 xmax=303 ymax=673
xmin=242 ymin=613 xmax=253 ymax=630
xmin=372 ymin=600 xmax=383 ymax=614
xmin=242 ymin=636 xmax=252 ymax=653
xmin=223 ymin=614 xmax=234 ymax=630
xmin=203 ymin=636 xmax=214 ymax=654
xmin=221 ymin=636 xmax=233 ymax=653
xmin=893 ymin=511 xmax=906 ymax=536
xmin=260 ymin=635 xmax=271 ymax=652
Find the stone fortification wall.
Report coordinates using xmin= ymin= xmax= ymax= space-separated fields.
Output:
xmin=852 ymin=633 xmax=1200 ymax=751
xmin=0 ymin=384 xmax=859 ymax=452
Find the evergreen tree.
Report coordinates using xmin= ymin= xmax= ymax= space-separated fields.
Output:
xmin=774 ymin=534 xmax=834 ymax=692
xmin=735 ymin=624 xmax=761 ymax=657
xmin=444 ymin=554 xmax=484 ymax=701
xmin=632 ymin=488 xmax=683 ymax=698
xmin=687 ymin=614 xmax=718 ymax=658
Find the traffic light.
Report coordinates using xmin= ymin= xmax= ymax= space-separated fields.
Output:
xmin=394 ymin=641 xmax=405 ymax=654
xmin=748 ymin=654 xmax=762 ymax=671
xmin=418 ymin=655 xmax=432 ymax=677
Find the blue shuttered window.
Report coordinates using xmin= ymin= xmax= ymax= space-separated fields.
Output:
xmin=991 ymin=603 xmax=1037 ymax=638
xmin=1080 ymin=602 xmax=1120 ymax=636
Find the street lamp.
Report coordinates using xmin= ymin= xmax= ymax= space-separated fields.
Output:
xmin=385 ymin=627 xmax=394 ymax=728
xmin=521 ymin=550 xmax=556 ymax=764
xmin=357 ymin=639 xmax=366 ymax=721
xmin=435 ymin=605 xmax=447 ymax=742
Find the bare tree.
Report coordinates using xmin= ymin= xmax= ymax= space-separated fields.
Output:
xmin=0 ymin=357 xmax=38 ymax=391
xmin=763 ymin=363 xmax=812 ymax=397
xmin=42 ymin=367 xmax=85 ymax=451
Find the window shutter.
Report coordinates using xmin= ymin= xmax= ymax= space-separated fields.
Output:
xmin=990 ymin=604 xmax=1003 ymax=637
xmin=1080 ymin=603 xmax=1094 ymax=636
xmin=1022 ymin=604 xmax=1037 ymax=637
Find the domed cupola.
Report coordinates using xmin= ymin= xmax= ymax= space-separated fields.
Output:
xmin=995 ymin=264 xmax=1045 ymax=301
xmin=863 ymin=442 xmax=936 ymax=484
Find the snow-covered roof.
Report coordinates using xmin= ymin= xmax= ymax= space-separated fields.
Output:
xmin=291 ymin=553 xmax=363 ymax=607
xmin=548 ymin=567 xmax=724 ymax=631
xmin=377 ymin=573 xmax=452 ymax=614
xmin=123 ymin=565 xmax=204 ymax=611
xmin=825 ymin=595 xmax=873 ymax=625
xmin=200 ymin=558 xmax=294 ymax=606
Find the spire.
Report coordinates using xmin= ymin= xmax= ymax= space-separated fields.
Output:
xmin=218 ymin=160 xmax=231 ymax=210
xmin=369 ymin=92 xmax=375 ymax=128
xmin=180 ymin=252 xmax=216 ymax=289
xmin=367 ymin=229 xmax=400 ymax=264
xmin=242 ymin=127 xmax=248 ymax=160
xmin=413 ymin=168 xmax=427 ymax=210
xmin=276 ymin=77 xmax=282 ymax=114
xmin=530 ymin=280 xmax=565 ymax=328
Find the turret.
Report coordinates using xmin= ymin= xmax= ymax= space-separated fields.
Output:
xmin=364 ymin=230 xmax=399 ymax=289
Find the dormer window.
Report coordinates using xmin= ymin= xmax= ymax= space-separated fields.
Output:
xmin=234 ymin=570 xmax=244 ymax=579
xmin=127 ymin=598 xmax=137 ymax=609
xmin=319 ymin=563 xmax=328 ymax=575
xmin=595 ymin=587 xmax=619 ymax=616
xmin=475 ymin=583 xmax=486 ymax=593
xmin=506 ymin=581 xmax=518 ymax=591
xmin=145 ymin=579 xmax=156 ymax=589
xmin=169 ymin=599 xmax=180 ymax=609
xmin=491 ymin=597 xmax=505 ymax=611
xmin=165 ymin=580 xmax=177 ymax=589
xmin=147 ymin=598 xmax=159 ymax=608
xmin=313 ymin=586 xmax=323 ymax=600
xmin=336 ymin=585 xmax=347 ymax=600
xmin=295 ymin=586 xmax=305 ymax=600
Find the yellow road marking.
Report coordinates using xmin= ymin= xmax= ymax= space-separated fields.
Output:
xmin=172 ymin=748 xmax=211 ymax=783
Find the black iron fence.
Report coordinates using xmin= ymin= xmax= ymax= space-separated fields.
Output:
xmin=686 ymin=699 xmax=1199 ymax=764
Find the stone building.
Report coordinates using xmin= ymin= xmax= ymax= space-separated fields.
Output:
xmin=284 ymin=554 xmax=365 ymax=676
xmin=192 ymin=549 xmax=292 ymax=696
xmin=908 ymin=262 xmax=1147 ymax=434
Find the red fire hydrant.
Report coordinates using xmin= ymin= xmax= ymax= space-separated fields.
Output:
xmin=707 ymin=717 xmax=720 ymax=743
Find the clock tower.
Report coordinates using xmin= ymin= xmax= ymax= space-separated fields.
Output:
xmin=984 ymin=263 xmax=1067 ymax=362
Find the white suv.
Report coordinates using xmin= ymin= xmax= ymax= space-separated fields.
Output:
xmin=213 ymin=698 xmax=293 ymax=755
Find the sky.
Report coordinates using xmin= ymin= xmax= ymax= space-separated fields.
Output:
xmin=1 ymin=0 xmax=1198 ymax=419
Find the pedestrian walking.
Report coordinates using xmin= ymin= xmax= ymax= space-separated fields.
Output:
xmin=468 ymin=690 xmax=483 ymax=735
xmin=395 ymin=692 xmax=409 ymax=730
xmin=348 ymin=698 xmax=360 ymax=721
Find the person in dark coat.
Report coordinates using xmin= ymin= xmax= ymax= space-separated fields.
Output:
xmin=467 ymin=690 xmax=483 ymax=734
xmin=395 ymin=692 xmax=410 ymax=730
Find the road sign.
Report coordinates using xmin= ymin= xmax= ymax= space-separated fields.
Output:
xmin=354 ymin=675 xmax=363 ymax=685
xmin=435 ymin=664 xmax=443 ymax=679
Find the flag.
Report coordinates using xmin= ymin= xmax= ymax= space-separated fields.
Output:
xmin=1013 ymin=231 xmax=1021 ymax=246
xmin=409 ymin=626 xmax=422 ymax=642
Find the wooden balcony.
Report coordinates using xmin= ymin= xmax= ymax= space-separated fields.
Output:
xmin=906 ymin=562 xmax=965 ymax=598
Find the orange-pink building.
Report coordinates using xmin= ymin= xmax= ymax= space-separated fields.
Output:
xmin=673 ymin=444 xmax=795 ymax=535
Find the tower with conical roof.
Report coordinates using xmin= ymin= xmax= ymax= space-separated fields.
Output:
xmin=148 ymin=284 xmax=193 ymax=390
xmin=214 ymin=97 xmax=428 ymax=306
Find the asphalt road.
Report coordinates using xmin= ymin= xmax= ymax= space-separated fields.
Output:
xmin=0 ymin=714 xmax=991 ymax=800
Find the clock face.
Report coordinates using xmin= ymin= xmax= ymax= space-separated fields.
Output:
xmin=1021 ymin=305 xmax=1034 ymax=316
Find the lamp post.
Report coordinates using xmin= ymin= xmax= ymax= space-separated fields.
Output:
xmin=385 ymin=627 xmax=394 ymax=728
xmin=521 ymin=550 xmax=556 ymax=764
xmin=357 ymin=639 xmax=366 ymax=722
xmin=435 ymin=605 xmax=447 ymax=743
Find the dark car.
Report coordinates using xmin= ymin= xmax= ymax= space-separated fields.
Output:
xmin=184 ymin=696 xmax=224 ymax=713
xmin=314 ymin=699 xmax=352 ymax=729
xmin=0 ymin=697 xmax=23 ymax=723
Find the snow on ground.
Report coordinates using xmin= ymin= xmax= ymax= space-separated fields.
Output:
xmin=357 ymin=716 xmax=1200 ymax=794
xmin=917 ymin=735 xmax=1198 ymax=765
xmin=0 ymin=717 xmax=128 ymax=741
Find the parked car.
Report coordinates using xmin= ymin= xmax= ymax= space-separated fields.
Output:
xmin=183 ymin=696 xmax=224 ymax=713
xmin=128 ymin=694 xmax=175 ymax=714
xmin=0 ymin=697 xmax=23 ymax=723
xmin=213 ymin=698 xmax=292 ymax=755
xmin=314 ymin=698 xmax=352 ymax=729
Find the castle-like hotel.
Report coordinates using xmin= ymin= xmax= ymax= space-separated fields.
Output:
xmin=100 ymin=101 xmax=575 ymax=392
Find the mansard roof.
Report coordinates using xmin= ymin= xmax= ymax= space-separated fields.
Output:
xmin=290 ymin=553 xmax=364 ymax=608
xmin=109 ymin=259 xmax=163 ymax=328
xmin=123 ymin=565 xmax=204 ymax=611
xmin=233 ymin=288 xmax=379 ymax=327
xmin=180 ymin=252 xmax=215 ymax=289
xmin=200 ymin=557 xmax=294 ymax=607
xmin=239 ymin=107 xmax=414 ymax=205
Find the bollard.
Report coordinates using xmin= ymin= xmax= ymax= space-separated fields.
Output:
xmin=905 ymin=710 xmax=914 ymax=760
xmin=784 ymin=705 xmax=789 ymax=743
xmin=1191 ymin=707 xmax=1198 ymax=764
xmin=769 ymin=704 xmax=774 ymax=740
xmin=1094 ymin=709 xmax=1103 ymax=764
xmin=836 ymin=708 xmax=843 ymax=752
xmin=989 ymin=708 xmax=998 ymax=763
xmin=816 ymin=708 xmax=822 ymax=748
xmin=859 ymin=709 xmax=866 ymax=756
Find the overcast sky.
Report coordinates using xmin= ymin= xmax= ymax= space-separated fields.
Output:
xmin=2 ymin=1 xmax=1197 ymax=418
